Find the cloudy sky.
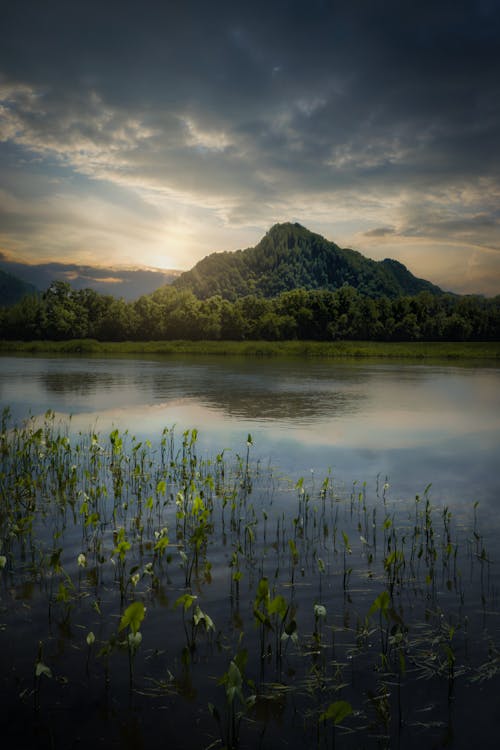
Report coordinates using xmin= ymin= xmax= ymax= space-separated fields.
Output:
xmin=1 ymin=0 xmax=499 ymax=295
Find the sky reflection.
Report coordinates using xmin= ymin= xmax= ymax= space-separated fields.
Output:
xmin=2 ymin=354 xmax=499 ymax=508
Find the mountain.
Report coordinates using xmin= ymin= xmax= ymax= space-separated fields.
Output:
xmin=0 ymin=269 xmax=38 ymax=306
xmin=0 ymin=255 xmax=181 ymax=301
xmin=173 ymin=223 xmax=443 ymax=300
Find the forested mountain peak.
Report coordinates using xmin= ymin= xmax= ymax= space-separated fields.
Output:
xmin=173 ymin=223 xmax=443 ymax=300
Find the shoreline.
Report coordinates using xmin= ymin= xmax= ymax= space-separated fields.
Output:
xmin=1 ymin=338 xmax=499 ymax=359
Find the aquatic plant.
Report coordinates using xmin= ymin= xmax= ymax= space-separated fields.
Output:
xmin=0 ymin=414 xmax=499 ymax=749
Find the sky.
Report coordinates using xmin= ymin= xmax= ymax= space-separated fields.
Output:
xmin=1 ymin=0 xmax=499 ymax=296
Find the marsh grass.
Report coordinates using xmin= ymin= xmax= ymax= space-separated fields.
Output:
xmin=1 ymin=338 xmax=500 ymax=360
xmin=0 ymin=410 xmax=499 ymax=748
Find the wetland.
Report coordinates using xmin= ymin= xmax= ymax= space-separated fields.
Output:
xmin=1 ymin=353 xmax=499 ymax=748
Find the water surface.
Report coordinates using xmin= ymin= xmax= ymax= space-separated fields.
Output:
xmin=1 ymin=353 xmax=499 ymax=508
xmin=2 ymin=352 xmax=500 ymax=749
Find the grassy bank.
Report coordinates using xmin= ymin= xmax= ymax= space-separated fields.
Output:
xmin=1 ymin=337 xmax=499 ymax=359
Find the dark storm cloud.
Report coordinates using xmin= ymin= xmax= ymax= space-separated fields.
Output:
xmin=3 ymin=1 xmax=498 ymax=160
xmin=1 ymin=0 xmax=499 ymax=292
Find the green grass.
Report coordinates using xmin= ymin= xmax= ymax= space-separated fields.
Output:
xmin=1 ymin=338 xmax=499 ymax=359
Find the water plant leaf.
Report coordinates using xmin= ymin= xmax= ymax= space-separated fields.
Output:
xmin=320 ymin=699 xmax=353 ymax=724
xmin=35 ymin=662 xmax=52 ymax=679
xmin=255 ymin=577 xmax=270 ymax=605
xmin=253 ymin=607 xmax=273 ymax=630
xmin=342 ymin=531 xmax=352 ymax=553
xmin=225 ymin=660 xmax=245 ymax=705
xmin=233 ymin=649 xmax=248 ymax=675
xmin=288 ymin=539 xmax=299 ymax=565
xmin=193 ymin=605 xmax=215 ymax=632
xmin=156 ymin=480 xmax=167 ymax=495
xmin=128 ymin=631 xmax=142 ymax=649
xmin=314 ymin=603 xmax=327 ymax=619
xmin=268 ymin=594 xmax=288 ymax=620
xmin=175 ymin=593 xmax=197 ymax=611
xmin=368 ymin=590 xmax=390 ymax=618
xmin=119 ymin=601 xmax=145 ymax=634
xmin=282 ymin=619 xmax=298 ymax=643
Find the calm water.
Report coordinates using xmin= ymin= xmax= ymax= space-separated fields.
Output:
xmin=1 ymin=353 xmax=499 ymax=508
xmin=2 ymin=353 xmax=500 ymax=749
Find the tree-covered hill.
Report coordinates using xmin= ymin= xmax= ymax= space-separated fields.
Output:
xmin=0 ymin=269 xmax=38 ymax=306
xmin=173 ymin=223 xmax=443 ymax=300
xmin=1 ymin=225 xmax=498 ymax=343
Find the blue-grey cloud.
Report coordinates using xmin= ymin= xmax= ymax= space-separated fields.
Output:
xmin=0 ymin=253 xmax=179 ymax=300
xmin=1 ymin=0 xmax=499 ymax=293
xmin=364 ymin=227 xmax=396 ymax=238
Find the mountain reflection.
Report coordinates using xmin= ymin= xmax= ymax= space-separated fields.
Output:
xmin=41 ymin=370 xmax=120 ymax=395
xmin=36 ymin=358 xmax=365 ymax=422
xmin=5 ymin=354 xmax=499 ymax=513
xmin=168 ymin=384 xmax=359 ymax=422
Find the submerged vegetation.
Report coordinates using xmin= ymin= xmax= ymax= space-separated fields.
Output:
xmin=1 ymin=411 xmax=499 ymax=748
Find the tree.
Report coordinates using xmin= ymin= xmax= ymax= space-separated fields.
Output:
xmin=41 ymin=281 xmax=88 ymax=339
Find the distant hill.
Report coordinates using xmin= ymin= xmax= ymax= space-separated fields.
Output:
xmin=174 ymin=223 xmax=443 ymax=300
xmin=0 ymin=256 xmax=180 ymax=301
xmin=0 ymin=269 xmax=38 ymax=306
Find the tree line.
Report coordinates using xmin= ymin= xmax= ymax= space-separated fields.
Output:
xmin=1 ymin=280 xmax=499 ymax=342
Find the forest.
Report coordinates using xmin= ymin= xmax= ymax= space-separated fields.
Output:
xmin=172 ymin=222 xmax=442 ymax=300
xmin=1 ymin=280 xmax=499 ymax=342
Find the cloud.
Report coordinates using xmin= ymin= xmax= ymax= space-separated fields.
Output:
xmin=0 ymin=0 xmax=499 ymax=293
xmin=364 ymin=227 xmax=396 ymax=238
xmin=0 ymin=253 xmax=180 ymax=299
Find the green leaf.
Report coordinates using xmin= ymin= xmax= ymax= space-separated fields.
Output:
xmin=174 ymin=593 xmax=197 ymax=611
xmin=342 ymin=530 xmax=351 ymax=553
xmin=35 ymin=662 xmax=52 ymax=679
xmin=119 ymin=601 xmax=145 ymax=635
xmin=233 ymin=648 xmax=248 ymax=675
xmin=268 ymin=594 xmax=288 ymax=620
xmin=225 ymin=660 xmax=245 ymax=705
xmin=288 ymin=539 xmax=299 ymax=564
xmin=255 ymin=577 xmax=270 ymax=605
xmin=253 ymin=607 xmax=273 ymax=630
xmin=368 ymin=590 xmax=390 ymax=619
xmin=193 ymin=605 xmax=215 ymax=631
xmin=320 ymin=700 xmax=353 ymax=725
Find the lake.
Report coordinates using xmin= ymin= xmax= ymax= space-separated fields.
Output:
xmin=2 ymin=353 xmax=499 ymax=505
xmin=1 ymin=353 xmax=500 ymax=749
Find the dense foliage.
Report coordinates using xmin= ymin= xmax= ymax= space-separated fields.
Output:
xmin=2 ymin=223 xmax=496 ymax=342
xmin=1 ymin=280 xmax=499 ymax=342
xmin=173 ymin=223 xmax=443 ymax=300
